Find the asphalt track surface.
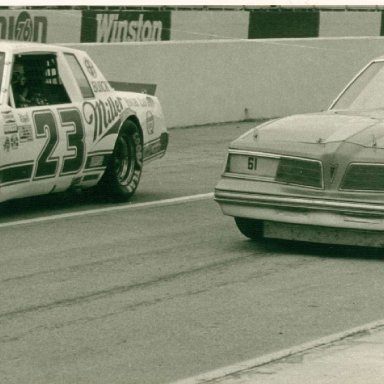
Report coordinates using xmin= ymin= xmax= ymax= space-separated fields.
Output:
xmin=1 ymin=122 xmax=384 ymax=384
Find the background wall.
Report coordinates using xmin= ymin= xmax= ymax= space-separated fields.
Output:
xmin=3 ymin=7 xmax=384 ymax=43
xmin=4 ymin=6 xmax=384 ymax=128
xmin=68 ymin=37 xmax=384 ymax=128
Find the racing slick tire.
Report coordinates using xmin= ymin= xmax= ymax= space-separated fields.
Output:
xmin=234 ymin=217 xmax=264 ymax=240
xmin=98 ymin=120 xmax=143 ymax=202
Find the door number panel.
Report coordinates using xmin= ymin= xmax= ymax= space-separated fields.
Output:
xmin=33 ymin=108 xmax=85 ymax=180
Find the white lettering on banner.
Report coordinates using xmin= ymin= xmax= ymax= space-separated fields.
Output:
xmin=0 ymin=11 xmax=47 ymax=42
xmin=96 ymin=13 xmax=163 ymax=42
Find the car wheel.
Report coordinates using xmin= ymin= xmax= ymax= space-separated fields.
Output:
xmin=99 ymin=120 xmax=143 ymax=202
xmin=234 ymin=217 xmax=264 ymax=240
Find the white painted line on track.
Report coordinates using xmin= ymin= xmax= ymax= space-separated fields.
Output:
xmin=0 ymin=192 xmax=214 ymax=229
xmin=169 ymin=319 xmax=384 ymax=384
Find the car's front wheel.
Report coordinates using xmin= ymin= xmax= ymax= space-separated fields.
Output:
xmin=99 ymin=120 xmax=143 ymax=202
xmin=234 ymin=217 xmax=264 ymax=240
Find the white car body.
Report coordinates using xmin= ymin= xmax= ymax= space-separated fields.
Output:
xmin=0 ymin=41 xmax=168 ymax=203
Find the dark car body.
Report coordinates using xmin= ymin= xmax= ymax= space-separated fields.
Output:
xmin=215 ymin=58 xmax=384 ymax=247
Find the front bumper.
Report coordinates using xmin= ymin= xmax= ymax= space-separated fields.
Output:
xmin=214 ymin=188 xmax=384 ymax=231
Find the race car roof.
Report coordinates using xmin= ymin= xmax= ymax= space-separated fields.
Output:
xmin=0 ymin=40 xmax=81 ymax=55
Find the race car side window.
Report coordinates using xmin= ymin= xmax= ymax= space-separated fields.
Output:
xmin=10 ymin=53 xmax=71 ymax=108
xmin=63 ymin=53 xmax=94 ymax=99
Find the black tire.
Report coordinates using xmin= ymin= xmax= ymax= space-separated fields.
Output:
xmin=234 ymin=217 xmax=264 ymax=240
xmin=98 ymin=120 xmax=143 ymax=202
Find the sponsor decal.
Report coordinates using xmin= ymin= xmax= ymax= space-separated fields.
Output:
xmin=123 ymin=96 xmax=155 ymax=109
xmin=18 ymin=125 xmax=34 ymax=142
xmin=89 ymin=155 xmax=104 ymax=168
xmin=146 ymin=96 xmax=155 ymax=108
xmin=2 ymin=110 xmax=15 ymax=122
xmin=3 ymin=137 xmax=10 ymax=152
xmin=84 ymin=58 xmax=97 ymax=78
xmin=125 ymin=97 xmax=140 ymax=107
xmin=10 ymin=134 xmax=19 ymax=150
xmin=85 ymin=151 xmax=112 ymax=170
xmin=91 ymin=80 xmax=110 ymax=93
xmin=2 ymin=110 xmax=17 ymax=133
xmin=18 ymin=112 xmax=30 ymax=124
xmin=146 ymin=111 xmax=154 ymax=135
xmin=0 ymin=11 xmax=47 ymax=42
xmin=4 ymin=123 xmax=18 ymax=134
xmin=143 ymin=139 xmax=162 ymax=159
xmin=82 ymin=96 xmax=124 ymax=142
xmin=81 ymin=10 xmax=171 ymax=42
xmin=2 ymin=134 xmax=20 ymax=151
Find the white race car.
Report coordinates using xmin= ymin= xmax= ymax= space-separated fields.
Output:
xmin=0 ymin=41 xmax=168 ymax=203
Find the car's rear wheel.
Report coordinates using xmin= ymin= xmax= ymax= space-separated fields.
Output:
xmin=234 ymin=217 xmax=264 ymax=240
xmin=99 ymin=120 xmax=143 ymax=202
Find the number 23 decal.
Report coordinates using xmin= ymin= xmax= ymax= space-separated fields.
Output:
xmin=33 ymin=108 xmax=85 ymax=180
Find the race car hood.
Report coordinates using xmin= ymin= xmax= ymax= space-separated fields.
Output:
xmin=232 ymin=109 xmax=384 ymax=154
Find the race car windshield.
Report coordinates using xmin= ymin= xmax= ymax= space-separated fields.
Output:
xmin=331 ymin=61 xmax=384 ymax=110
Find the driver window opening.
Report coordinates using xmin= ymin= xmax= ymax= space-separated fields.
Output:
xmin=10 ymin=53 xmax=71 ymax=108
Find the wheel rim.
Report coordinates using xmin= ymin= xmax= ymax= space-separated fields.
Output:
xmin=114 ymin=133 xmax=135 ymax=186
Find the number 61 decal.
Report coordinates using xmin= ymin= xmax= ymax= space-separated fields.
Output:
xmin=33 ymin=108 xmax=85 ymax=180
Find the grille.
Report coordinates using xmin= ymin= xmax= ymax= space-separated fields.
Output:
xmin=275 ymin=157 xmax=322 ymax=188
xmin=342 ymin=164 xmax=384 ymax=191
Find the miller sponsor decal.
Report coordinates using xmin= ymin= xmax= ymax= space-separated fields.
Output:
xmin=0 ymin=11 xmax=47 ymax=42
xmin=82 ymin=96 xmax=124 ymax=142
xmin=81 ymin=10 xmax=171 ymax=42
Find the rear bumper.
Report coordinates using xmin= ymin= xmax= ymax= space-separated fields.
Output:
xmin=214 ymin=188 xmax=384 ymax=231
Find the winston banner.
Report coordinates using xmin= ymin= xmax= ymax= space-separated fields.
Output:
xmin=80 ymin=10 xmax=171 ymax=42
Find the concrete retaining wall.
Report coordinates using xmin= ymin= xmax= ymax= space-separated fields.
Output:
xmin=68 ymin=37 xmax=384 ymax=128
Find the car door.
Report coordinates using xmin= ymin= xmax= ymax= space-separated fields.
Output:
xmin=0 ymin=51 xmax=87 ymax=202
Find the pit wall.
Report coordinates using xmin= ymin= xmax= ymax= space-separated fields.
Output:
xmin=68 ymin=37 xmax=384 ymax=128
